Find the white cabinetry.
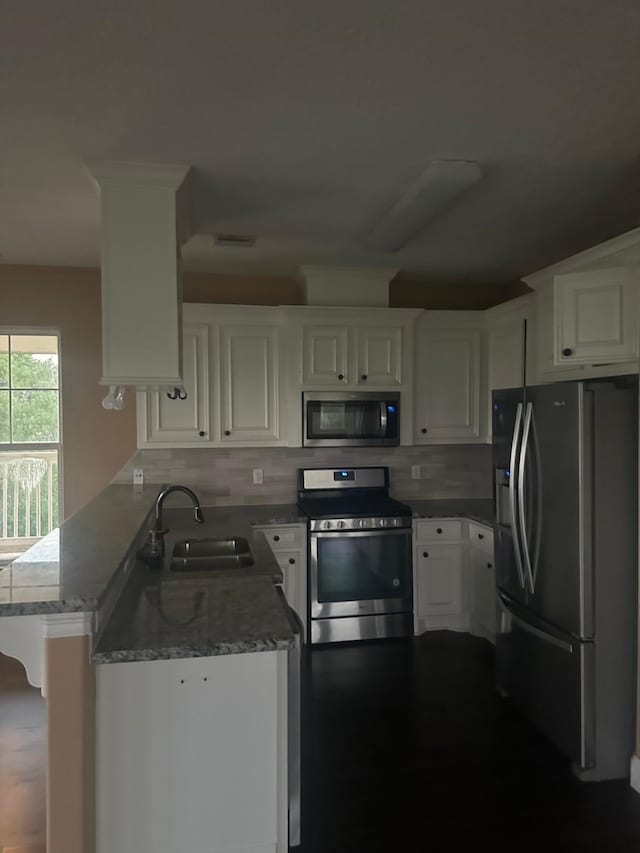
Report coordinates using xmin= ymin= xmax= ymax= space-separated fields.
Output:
xmin=414 ymin=320 xmax=482 ymax=443
xmin=301 ymin=323 xmax=402 ymax=386
xmin=254 ymin=524 xmax=307 ymax=642
xmin=302 ymin=326 xmax=349 ymax=385
xmin=138 ymin=306 xmax=286 ymax=448
xmin=468 ymin=522 xmax=496 ymax=643
xmin=137 ymin=324 xmax=209 ymax=444
xmin=220 ymin=325 xmax=280 ymax=443
xmin=554 ymin=267 xmax=639 ymax=366
xmin=413 ymin=519 xmax=468 ymax=634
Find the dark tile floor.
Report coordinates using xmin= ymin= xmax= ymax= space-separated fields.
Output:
xmin=299 ymin=632 xmax=640 ymax=852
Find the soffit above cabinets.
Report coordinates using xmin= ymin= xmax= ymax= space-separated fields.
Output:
xmin=87 ymin=160 xmax=192 ymax=408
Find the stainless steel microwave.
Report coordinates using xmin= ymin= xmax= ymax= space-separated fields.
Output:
xmin=302 ymin=391 xmax=400 ymax=447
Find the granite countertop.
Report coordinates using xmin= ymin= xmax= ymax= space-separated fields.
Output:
xmin=93 ymin=573 xmax=296 ymax=663
xmin=407 ymin=499 xmax=495 ymax=528
xmin=0 ymin=490 xmax=305 ymax=618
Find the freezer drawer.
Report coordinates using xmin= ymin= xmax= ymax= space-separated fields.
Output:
xmin=496 ymin=595 xmax=594 ymax=770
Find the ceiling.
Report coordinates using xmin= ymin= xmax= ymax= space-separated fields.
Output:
xmin=2 ymin=0 xmax=640 ymax=282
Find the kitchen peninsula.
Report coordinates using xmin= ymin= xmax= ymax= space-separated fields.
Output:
xmin=0 ymin=484 xmax=304 ymax=853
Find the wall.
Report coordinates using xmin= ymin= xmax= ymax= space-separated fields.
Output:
xmin=0 ymin=265 xmax=137 ymax=519
xmin=390 ymin=279 xmax=531 ymax=310
xmin=114 ymin=444 xmax=493 ymax=504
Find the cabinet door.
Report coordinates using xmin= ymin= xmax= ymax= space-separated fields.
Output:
xmin=414 ymin=329 xmax=480 ymax=442
xmin=356 ymin=327 xmax=402 ymax=386
xmin=469 ymin=547 xmax=496 ymax=642
xmin=489 ymin=320 xmax=525 ymax=391
xmin=415 ymin=544 xmax=462 ymax=617
xmin=554 ymin=268 xmax=639 ymax=365
xmin=219 ymin=326 xmax=280 ymax=442
xmin=302 ymin=326 xmax=349 ymax=385
xmin=140 ymin=323 xmax=209 ymax=444
xmin=274 ymin=549 xmax=307 ymax=641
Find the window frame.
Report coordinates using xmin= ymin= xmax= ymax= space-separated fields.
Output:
xmin=0 ymin=326 xmax=64 ymax=531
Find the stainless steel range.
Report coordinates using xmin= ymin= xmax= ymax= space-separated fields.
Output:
xmin=297 ymin=467 xmax=413 ymax=644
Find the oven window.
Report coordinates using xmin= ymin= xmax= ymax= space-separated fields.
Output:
xmin=316 ymin=533 xmax=412 ymax=603
xmin=307 ymin=401 xmax=388 ymax=440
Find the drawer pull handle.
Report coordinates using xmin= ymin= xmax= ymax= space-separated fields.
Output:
xmin=198 ymin=430 xmax=205 ymax=437
xmin=422 ymin=551 xmax=429 ymax=558
xmin=273 ymin=535 xmax=280 ymax=542
xmin=289 ymin=558 xmax=295 ymax=565
xmin=421 ymin=428 xmax=427 ymax=434
xmin=437 ymin=527 xmax=443 ymax=534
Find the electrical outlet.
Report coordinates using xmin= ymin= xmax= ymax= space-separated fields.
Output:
xmin=252 ymin=468 xmax=264 ymax=485
xmin=411 ymin=465 xmax=421 ymax=480
xmin=133 ymin=467 xmax=144 ymax=486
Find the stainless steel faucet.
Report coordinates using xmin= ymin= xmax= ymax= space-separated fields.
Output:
xmin=141 ymin=485 xmax=205 ymax=568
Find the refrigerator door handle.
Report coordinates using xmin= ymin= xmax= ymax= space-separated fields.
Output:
xmin=509 ymin=402 xmax=526 ymax=589
xmin=498 ymin=594 xmax=574 ymax=655
xmin=530 ymin=406 xmax=543 ymax=590
xmin=518 ymin=402 xmax=535 ymax=594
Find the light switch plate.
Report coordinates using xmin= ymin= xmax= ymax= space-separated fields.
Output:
xmin=411 ymin=465 xmax=420 ymax=480
xmin=253 ymin=468 xmax=264 ymax=485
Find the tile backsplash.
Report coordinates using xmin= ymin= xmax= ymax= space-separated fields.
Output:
xmin=114 ymin=445 xmax=492 ymax=505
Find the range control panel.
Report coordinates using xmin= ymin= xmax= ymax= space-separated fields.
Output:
xmin=310 ymin=516 xmax=412 ymax=532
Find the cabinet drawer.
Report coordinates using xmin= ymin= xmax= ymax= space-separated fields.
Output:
xmin=415 ymin=519 xmax=463 ymax=542
xmin=274 ymin=549 xmax=306 ymax=573
xmin=468 ymin=522 xmax=494 ymax=554
xmin=254 ymin=524 xmax=306 ymax=551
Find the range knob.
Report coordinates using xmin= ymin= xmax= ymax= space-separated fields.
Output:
xmin=337 ymin=521 xmax=346 ymax=529
xmin=358 ymin=519 xmax=368 ymax=529
xmin=323 ymin=521 xmax=332 ymax=530
xmin=352 ymin=519 xmax=361 ymax=529
xmin=393 ymin=518 xmax=401 ymax=527
xmin=378 ymin=518 xmax=388 ymax=528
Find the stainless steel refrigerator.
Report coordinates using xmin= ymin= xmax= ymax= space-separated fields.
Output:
xmin=493 ymin=376 xmax=638 ymax=781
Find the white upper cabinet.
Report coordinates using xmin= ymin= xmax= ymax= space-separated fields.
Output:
xmin=488 ymin=319 xmax=526 ymax=391
xmin=414 ymin=326 xmax=481 ymax=443
xmin=356 ymin=327 xmax=402 ymax=386
xmin=302 ymin=326 xmax=349 ymax=385
xmin=138 ymin=324 xmax=209 ymax=445
xmin=219 ymin=325 xmax=280 ymax=443
xmin=554 ymin=267 xmax=639 ymax=365
xmin=301 ymin=322 xmax=403 ymax=387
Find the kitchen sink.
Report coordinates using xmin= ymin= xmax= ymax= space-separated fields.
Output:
xmin=169 ymin=537 xmax=254 ymax=572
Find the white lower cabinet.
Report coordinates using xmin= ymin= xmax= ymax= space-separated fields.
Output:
xmin=413 ymin=517 xmax=495 ymax=642
xmin=254 ymin=523 xmax=307 ymax=642
xmin=413 ymin=519 xmax=468 ymax=634
xmin=96 ymin=651 xmax=288 ymax=853
xmin=468 ymin=522 xmax=496 ymax=643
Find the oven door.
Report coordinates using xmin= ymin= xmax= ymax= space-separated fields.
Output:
xmin=303 ymin=394 xmax=399 ymax=447
xmin=310 ymin=529 xmax=412 ymax=618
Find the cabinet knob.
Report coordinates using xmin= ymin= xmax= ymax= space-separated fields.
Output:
xmin=361 ymin=374 xmax=367 ymax=381
xmin=421 ymin=428 xmax=427 ymax=434
xmin=273 ymin=535 xmax=280 ymax=542
xmin=422 ymin=551 xmax=429 ymax=558
xmin=562 ymin=347 xmax=574 ymax=357
xmin=224 ymin=430 xmax=231 ymax=436
xmin=288 ymin=558 xmax=295 ymax=565
xmin=487 ymin=562 xmax=493 ymax=569
xmin=478 ymin=533 xmax=484 ymax=540
xmin=198 ymin=431 xmax=205 ymax=437
xmin=437 ymin=528 xmax=443 ymax=534
xmin=338 ymin=374 xmax=344 ymax=380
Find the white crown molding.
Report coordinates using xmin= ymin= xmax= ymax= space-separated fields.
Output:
xmin=86 ymin=159 xmax=191 ymax=189
xmin=298 ymin=265 xmax=399 ymax=285
xmin=523 ymin=227 xmax=640 ymax=289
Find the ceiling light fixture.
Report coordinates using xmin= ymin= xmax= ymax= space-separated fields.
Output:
xmin=366 ymin=159 xmax=484 ymax=253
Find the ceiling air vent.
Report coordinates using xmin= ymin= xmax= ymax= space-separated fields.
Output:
xmin=214 ymin=234 xmax=256 ymax=248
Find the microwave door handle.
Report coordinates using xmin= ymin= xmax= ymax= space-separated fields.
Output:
xmin=379 ymin=401 xmax=387 ymax=435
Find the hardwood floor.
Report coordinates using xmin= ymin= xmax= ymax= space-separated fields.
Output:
xmin=0 ymin=654 xmax=46 ymax=853
xmin=300 ymin=632 xmax=640 ymax=852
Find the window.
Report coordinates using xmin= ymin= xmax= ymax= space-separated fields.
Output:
xmin=0 ymin=333 xmax=61 ymax=555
